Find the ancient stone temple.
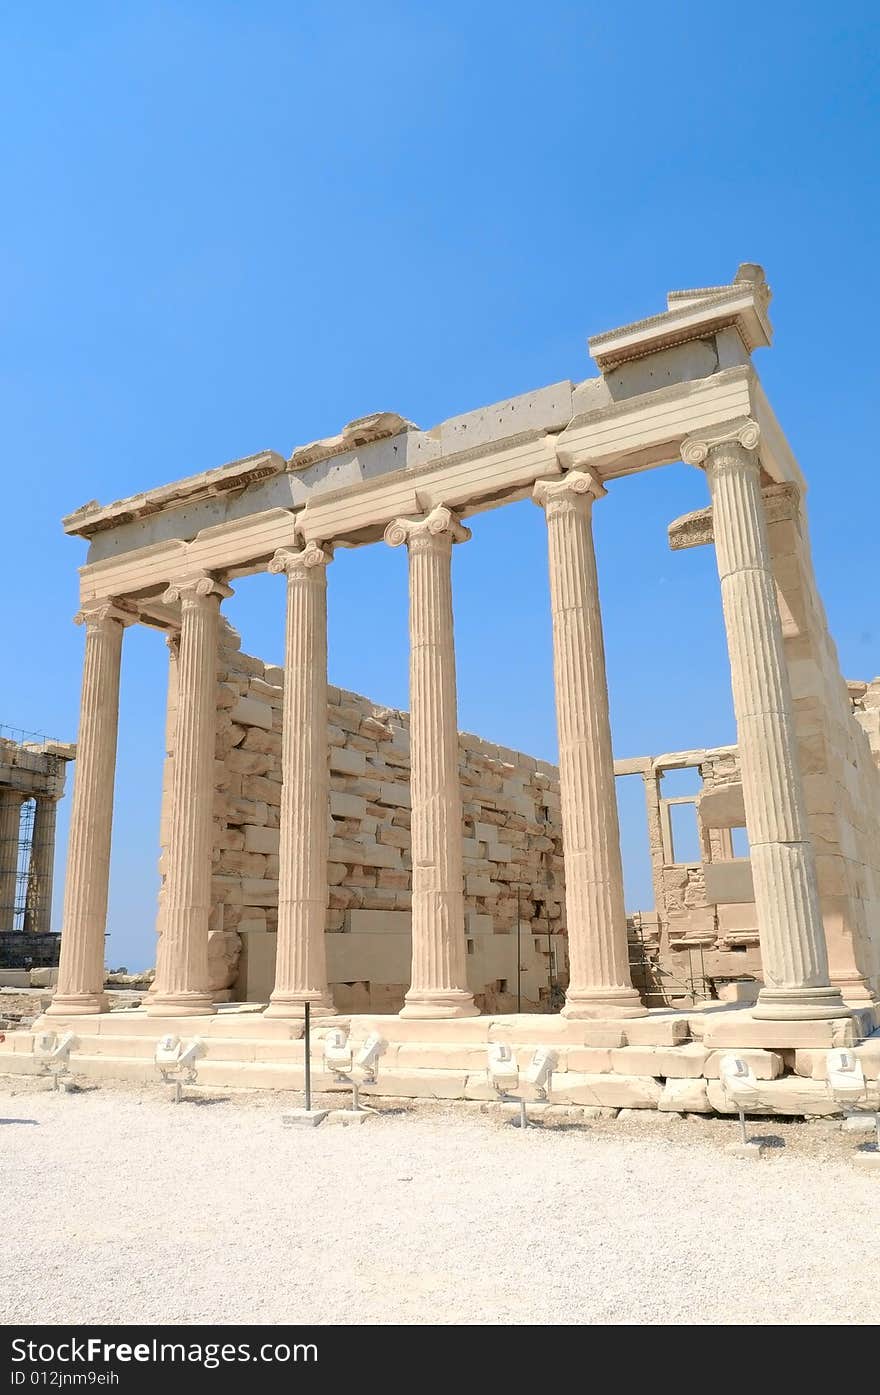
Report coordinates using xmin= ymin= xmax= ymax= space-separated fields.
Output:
xmin=0 ymin=733 xmax=74 ymax=977
xmin=4 ymin=264 xmax=880 ymax=1115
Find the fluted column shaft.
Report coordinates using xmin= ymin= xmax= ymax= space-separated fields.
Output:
xmin=264 ymin=542 xmax=335 ymax=1017
xmin=48 ymin=603 xmax=129 ymax=1016
xmin=147 ymin=574 xmax=230 ymax=1017
xmin=534 ymin=470 xmax=645 ymax=1018
xmin=683 ymin=421 xmax=847 ymax=1020
xmin=23 ymin=796 xmax=59 ymax=934
xmin=385 ymin=505 xmax=477 ymax=1018
xmin=0 ymin=791 xmax=24 ymax=931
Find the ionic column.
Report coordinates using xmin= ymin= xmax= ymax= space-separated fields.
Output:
xmin=23 ymin=796 xmax=59 ymax=934
xmin=533 ymin=470 xmax=645 ymax=1018
xmin=147 ymin=574 xmax=230 ymax=1017
xmin=48 ymin=602 xmax=131 ymax=1016
xmin=385 ymin=505 xmax=477 ymax=1019
xmin=264 ymin=541 xmax=335 ymax=1018
xmin=681 ymin=420 xmax=847 ymax=1020
xmin=0 ymin=791 xmax=24 ymax=931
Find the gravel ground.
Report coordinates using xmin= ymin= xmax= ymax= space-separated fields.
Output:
xmin=2 ymin=1080 xmax=879 ymax=1326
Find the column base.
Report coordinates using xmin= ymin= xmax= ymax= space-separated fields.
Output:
xmin=752 ymin=985 xmax=851 ymax=1021
xmin=263 ymin=992 xmax=337 ymax=1020
xmin=45 ymin=992 xmax=109 ymax=1017
xmin=399 ymin=988 xmax=480 ymax=1020
xmin=145 ymin=992 xmax=216 ymax=1018
xmin=831 ymin=973 xmax=880 ymax=1013
xmin=561 ymin=987 xmax=648 ymax=1020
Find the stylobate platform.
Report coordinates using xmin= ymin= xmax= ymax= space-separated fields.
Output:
xmin=2 ymin=1003 xmax=878 ymax=1117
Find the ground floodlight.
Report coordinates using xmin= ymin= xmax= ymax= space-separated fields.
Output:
xmin=719 ymin=1054 xmax=762 ymax=1153
xmin=355 ymin=1033 xmax=387 ymax=1080
xmin=155 ymin=1034 xmax=203 ymax=1103
xmin=323 ymin=1028 xmax=353 ymax=1076
xmin=719 ymin=1054 xmax=760 ymax=1106
xmin=154 ymin=1034 xmax=182 ymax=1069
xmin=487 ymin=1042 xmax=519 ymax=1095
xmin=33 ymin=1031 xmax=77 ymax=1090
xmin=826 ymin=1049 xmax=867 ymax=1106
xmin=525 ymin=1047 xmax=557 ymax=1097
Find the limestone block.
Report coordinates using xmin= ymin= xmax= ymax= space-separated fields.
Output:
xmin=466 ymin=913 xmax=493 ymax=935
xmin=610 ymin=1043 xmax=709 ymax=1077
xmin=377 ymin=782 xmax=411 ymax=808
xmin=361 ymin=1069 xmax=469 ymax=1099
xmin=327 ymin=862 xmax=347 ymax=885
xmin=207 ymin=929 xmax=242 ymax=991
xmin=378 ymin=826 xmax=411 ymax=849
xmin=230 ymin=696 xmax=273 ymax=730
xmin=701 ymin=1014 xmax=846 ymax=1049
xmin=243 ymin=825 xmax=280 ymax=855
xmin=705 ymin=1076 xmax=846 ymax=1116
xmin=329 ymin=747 xmax=367 ymax=776
xmin=327 ymin=929 xmax=411 ymax=982
xmin=226 ymin=749 xmax=272 ymax=779
xmin=394 ymin=1043 xmax=490 ymax=1071
xmin=562 ymin=1047 xmax=613 ymax=1073
xmin=241 ymin=878 xmax=280 ymax=906
xmin=235 ymin=928 xmax=277 ymax=1004
xmin=702 ymin=1048 xmax=783 ymax=1079
xmin=348 ymin=909 xmax=412 ymax=933
xmin=702 ymin=859 xmax=754 ymax=905
xmin=658 ymin=1078 xmax=712 ymax=1112
xmin=237 ymin=915 xmax=268 ymax=935
xmin=224 ymin=797 xmax=269 ymax=826
xmin=330 ymin=791 xmax=367 ymax=819
xmin=330 ymin=837 xmax=402 ymax=869
xmin=488 ymin=1016 xmax=616 ymax=1047
xmin=355 ymin=1015 xmax=492 ymax=1043
xmin=697 ymin=783 xmax=746 ymax=829
xmin=623 ymin=1015 xmax=691 ymax=1046
xmin=216 ymin=849 xmax=268 ymax=877
xmin=241 ymin=774 xmax=282 ymax=806
xmin=797 ymin=1040 xmax=880 ymax=1081
xmin=557 ymin=1073 xmax=663 ymax=1108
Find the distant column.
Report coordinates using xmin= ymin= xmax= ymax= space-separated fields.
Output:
xmin=147 ymin=574 xmax=230 ymax=1017
xmin=534 ymin=470 xmax=646 ymax=1018
xmin=0 ymin=791 xmax=24 ymax=931
xmin=23 ymin=796 xmax=59 ymax=934
xmin=681 ymin=420 xmax=848 ymax=1020
xmin=48 ymin=602 xmax=131 ymax=1017
xmin=264 ymin=541 xmax=336 ymax=1018
xmin=385 ymin=505 xmax=478 ymax=1019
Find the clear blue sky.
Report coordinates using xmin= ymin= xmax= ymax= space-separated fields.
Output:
xmin=2 ymin=2 xmax=877 ymax=969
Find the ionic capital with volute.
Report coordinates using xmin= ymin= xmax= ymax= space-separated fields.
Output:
xmin=533 ymin=466 xmax=607 ymax=512
xmin=162 ymin=573 xmax=234 ymax=607
xmin=680 ymin=418 xmax=761 ymax=470
xmin=74 ymin=599 xmax=138 ymax=631
xmin=384 ymin=504 xmax=471 ymax=550
xmin=267 ymin=540 xmax=334 ymax=575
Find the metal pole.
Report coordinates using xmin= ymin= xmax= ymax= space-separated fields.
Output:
xmin=519 ymin=1097 xmax=528 ymax=1131
xmin=516 ymin=885 xmax=522 ymax=1013
xmin=738 ymin=1106 xmax=747 ymax=1145
xmin=304 ymin=1000 xmax=312 ymax=1113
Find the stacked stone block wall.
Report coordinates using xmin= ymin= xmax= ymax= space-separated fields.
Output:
xmin=159 ymin=620 xmax=568 ymax=1013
